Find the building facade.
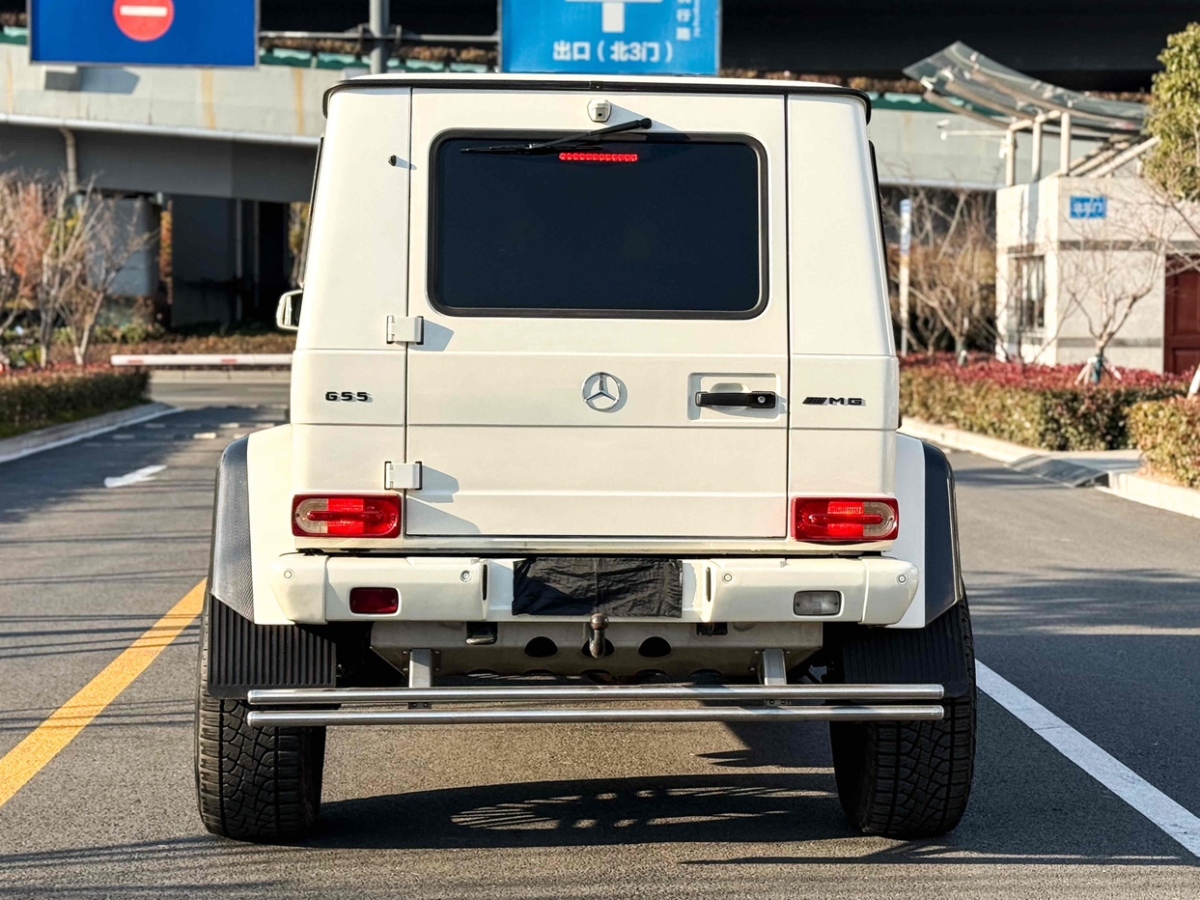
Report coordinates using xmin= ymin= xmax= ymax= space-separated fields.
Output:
xmin=997 ymin=176 xmax=1200 ymax=375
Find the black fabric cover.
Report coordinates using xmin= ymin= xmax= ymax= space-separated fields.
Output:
xmin=513 ymin=557 xmax=683 ymax=617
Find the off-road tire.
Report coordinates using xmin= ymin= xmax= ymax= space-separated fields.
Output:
xmin=830 ymin=600 xmax=976 ymax=838
xmin=194 ymin=597 xmax=326 ymax=842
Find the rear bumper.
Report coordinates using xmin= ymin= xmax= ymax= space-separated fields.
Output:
xmin=268 ymin=553 xmax=920 ymax=626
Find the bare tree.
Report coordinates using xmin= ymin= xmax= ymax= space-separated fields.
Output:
xmin=0 ymin=177 xmax=28 ymax=334
xmin=0 ymin=176 xmax=153 ymax=367
xmin=288 ymin=202 xmax=310 ymax=288
xmin=1057 ymin=191 xmax=1200 ymax=382
xmin=884 ymin=187 xmax=997 ymax=360
xmin=58 ymin=190 xmax=155 ymax=365
xmin=12 ymin=178 xmax=78 ymax=368
xmin=0 ymin=177 xmax=36 ymax=372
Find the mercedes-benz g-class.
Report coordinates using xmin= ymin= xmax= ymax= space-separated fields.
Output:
xmin=196 ymin=73 xmax=975 ymax=842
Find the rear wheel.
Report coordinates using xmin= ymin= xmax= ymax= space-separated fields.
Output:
xmin=829 ymin=600 xmax=976 ymax=838
xmin=194 ymin=597 xmax=326 ymax=842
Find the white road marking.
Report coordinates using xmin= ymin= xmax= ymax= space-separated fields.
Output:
xmin=192 ymin=432 xmax=217 ymax=440
xmin=103 ymin=465 xmax=166 ymax=489
xmin=977 ymin=661 xmax=1200 ymax=858
xmin=118 ymin=5 xmax=169 ymax=17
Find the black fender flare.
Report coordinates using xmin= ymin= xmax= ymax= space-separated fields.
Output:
xmin=921 ymin=441 xmax=966 ymax=625
xmin=208 ymin=437 xmax=255 ymax=621
xmin=205 ymin=436 xmax=347 ymax=699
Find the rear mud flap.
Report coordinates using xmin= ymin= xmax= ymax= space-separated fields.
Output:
xmin=830 ymin=599 xmax=973 ymax=699
xmin=205 ymin=595 xmax=340 ymax=700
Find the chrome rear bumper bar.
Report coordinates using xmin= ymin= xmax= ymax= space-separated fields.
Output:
xmin=245 ymin=682 xmax=946 ymax=727
xmin=248 ymin=683 xmax=944 ymax=705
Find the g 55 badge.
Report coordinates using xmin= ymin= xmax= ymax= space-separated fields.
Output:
xmin=325 ymin=391 xmax=372 ymax=402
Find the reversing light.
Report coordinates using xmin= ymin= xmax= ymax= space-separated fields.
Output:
xmin=292 ymin=495 xmax=401 ymax=538
xmin=792 ymin=498 xmax=899 ymax=543
xmin=349 ymin=587 xmax=399 ymax=615
xmin=794 ymin=590 xmax=843 ymax=616
xmin=558 ymin=151 xmax=639 ymax=163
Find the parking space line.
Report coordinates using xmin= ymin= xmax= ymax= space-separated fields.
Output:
xmin=0 ymin=581 xmax=205 ymax=810
xmin=978 ymin=660 xmax=1200 ymax=859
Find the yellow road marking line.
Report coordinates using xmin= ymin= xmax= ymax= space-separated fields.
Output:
xmin=0 ymin=580 xmax=206 ymax=809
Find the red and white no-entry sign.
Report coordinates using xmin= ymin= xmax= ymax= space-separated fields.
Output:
xmin=113 ymin=0 xmax=175 ymax=43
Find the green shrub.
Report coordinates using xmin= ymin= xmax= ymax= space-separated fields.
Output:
xmin=901 ymin=357 xmax=1187 ymax=451
xmin=1129 ymin=398 xmax=1200 ymax=488
xmin=0 ymin=368 xmax=149 ymax=439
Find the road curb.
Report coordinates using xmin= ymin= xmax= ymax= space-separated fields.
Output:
xmin=0 ymin=403 xmax=180 ymax=465
xmin=1102 ymin=472 xmax=1200 ymax=521
xmin=900 ymin=418 xmax=1200 ymax=522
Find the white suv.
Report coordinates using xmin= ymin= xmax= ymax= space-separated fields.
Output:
xmin=195 ymin=73 xmax=975 ymax=842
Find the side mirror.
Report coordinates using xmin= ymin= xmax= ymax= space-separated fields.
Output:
xmin=276 ymin=289 xmax=302 ymax=332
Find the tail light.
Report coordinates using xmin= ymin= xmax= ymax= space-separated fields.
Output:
xmin=292 ymin=495 xmax=401 ymax=538
xmin=558 ymin=151 xmax=639 ymax=163
xmin=792 ymin=498 xmax=898 ymax=543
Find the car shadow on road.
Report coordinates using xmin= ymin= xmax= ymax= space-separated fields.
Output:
xmin=309 ymin=770 xmax=1192 ymax=867
xmin=305 ymin=712 xmax=1196 ymax=867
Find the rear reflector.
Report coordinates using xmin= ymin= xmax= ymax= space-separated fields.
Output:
xmin=792 ymin=498 xmax=899 ymax=543
xmin=292 ymin=495 xmax=401 ymax=538
xmin=558 ymin=151 xmax=639 ymax=163
xmin=349 ymin=587 xmax=399 ymax=615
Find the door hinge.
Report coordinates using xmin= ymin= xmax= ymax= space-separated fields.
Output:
xmin=384 ymin=461 xmax=422 ymax=491
xmin=386 ymin=315 xmax=424 ymax=345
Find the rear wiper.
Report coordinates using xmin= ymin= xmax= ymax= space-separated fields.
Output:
xmin=461 ymin=117 xmax=653 ymax=155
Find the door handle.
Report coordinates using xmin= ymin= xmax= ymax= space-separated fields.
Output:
xmin=694 ymin=391 xmax=777 ymax=409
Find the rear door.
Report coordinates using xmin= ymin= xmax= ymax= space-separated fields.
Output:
xmin=404 ymin=88 xmax=789 ymax=539
xmin=1166 ymin=264 xmax=1200 ymax=376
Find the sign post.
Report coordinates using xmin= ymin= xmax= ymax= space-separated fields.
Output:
xmin=898 ymin=198 xmax=913 ymax=356
xmin=369 ymin=0 xmax=389 ymax=75
xmin=30 ymin=0 xmax=258 ymax=68
xmin=502 ymin=0 xmax=720 ymax=75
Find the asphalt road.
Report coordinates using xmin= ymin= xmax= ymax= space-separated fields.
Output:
xmin=0 ymin=377 xmax=1198 ymax=899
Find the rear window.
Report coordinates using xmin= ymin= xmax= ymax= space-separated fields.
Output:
xmin=431 ymin=137 xmax=763 ymax=317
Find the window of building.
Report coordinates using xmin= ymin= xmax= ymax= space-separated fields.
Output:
xmin=1013 ymin=255 xmax=1046 ymax=331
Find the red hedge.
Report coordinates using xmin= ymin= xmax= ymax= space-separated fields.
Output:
xmin=901 ymin=356 xmax=1188 ymax=451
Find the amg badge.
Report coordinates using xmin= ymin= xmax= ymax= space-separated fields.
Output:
xmin=803 ymin=396 xmax=865 ymax=406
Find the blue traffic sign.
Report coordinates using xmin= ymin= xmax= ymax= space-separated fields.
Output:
xmin=1069 ymin=196 xmax=1108 ymax=220
xmin=502 ymin=0 xmax=720 ymax=75
xmin=30 ymin=0 xmax=258 ymax=68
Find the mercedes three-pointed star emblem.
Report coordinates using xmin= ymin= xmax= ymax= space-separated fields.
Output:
xmin=581 ymin=372 xmax=624 ymax=411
